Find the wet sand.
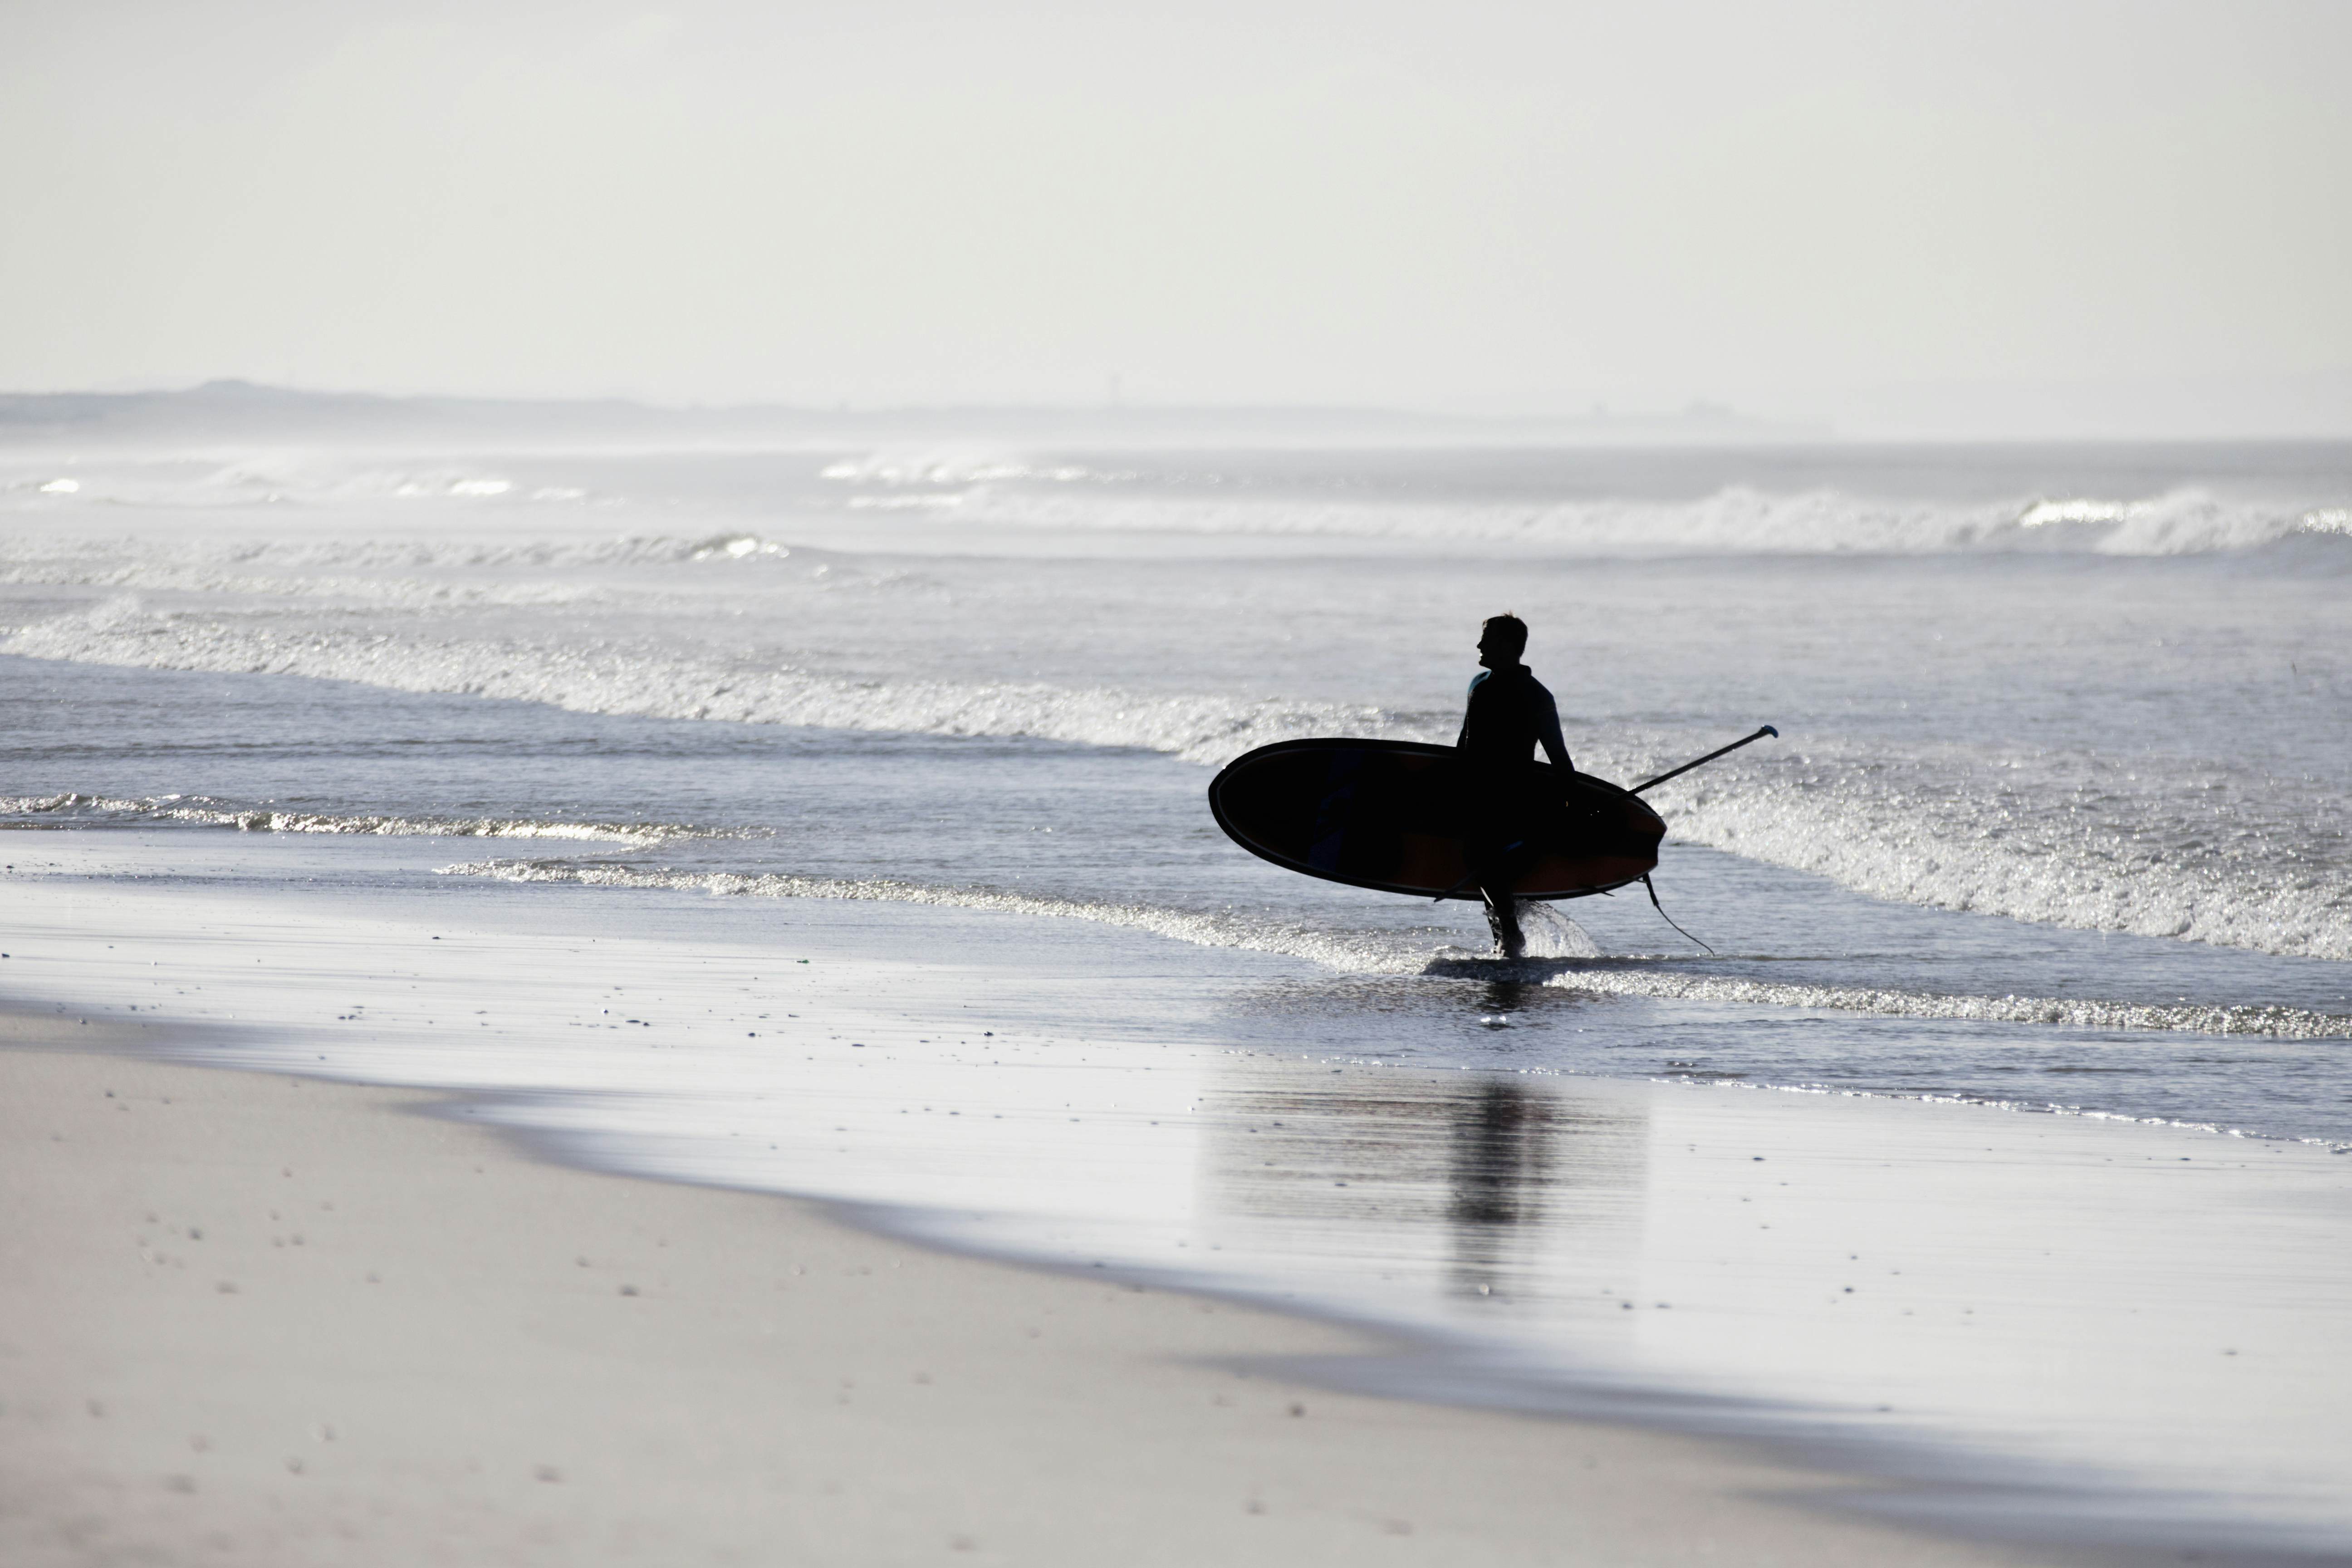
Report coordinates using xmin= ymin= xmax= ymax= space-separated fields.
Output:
xmin=0 ymin=1029 xmax=2104 ymax=1568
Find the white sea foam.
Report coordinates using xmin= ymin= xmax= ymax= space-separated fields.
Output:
xmin=1536 ymin=965 xmax=2352 ymax=1041
xmin=0 ymin=530 xmax=761 ymax=584
xmin=688 ymin=534 xmax=790 ymax=559
xmin=0 ymin=792 xmax=683 ymax=846
xmin=0 ymin=459 xmax=580 ymax=510
xmin=437 ymin=855 xmax=2352 ymax=1040
xmin=1653 ymin=750 xmax=2352 ymax=964
xmin=818 ymin=448 xmax=1114 ymax=486
xmin=913 ymin=483 xmax=2347 ymax=557
xmin=1 ymin=598 xmax=1399 ymax=760
xmin=439 ymin=856 xmax=1433 ymax=973
xmin=847 ymin=493 xmax=965 ymax=510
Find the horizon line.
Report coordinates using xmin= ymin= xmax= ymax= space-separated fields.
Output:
xmin=4 ymin=377 xmax=2348 ymax=446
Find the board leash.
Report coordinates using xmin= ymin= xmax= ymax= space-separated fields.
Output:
xmin=1642 ymin=873 xmax=1715 ymax=955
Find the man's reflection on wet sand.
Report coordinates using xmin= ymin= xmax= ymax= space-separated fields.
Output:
xmin=1198 ymin=1045 xmax=1646 ymax=1301
xmin=1447 ymin=1080 xmax=1547 ymax=1290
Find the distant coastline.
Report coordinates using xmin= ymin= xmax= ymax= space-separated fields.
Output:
xmin=0 ymin=379 xmax=1832 ymax=449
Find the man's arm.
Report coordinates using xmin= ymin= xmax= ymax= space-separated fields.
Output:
xmin=1457 ymin=671 xmax=1488 ymax=748
xmin=1533 ymin=684 xmax=1573 ymax=776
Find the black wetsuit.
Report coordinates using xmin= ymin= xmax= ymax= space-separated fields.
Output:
xmin=1456 ymin=663 xmax=1573 ymax=954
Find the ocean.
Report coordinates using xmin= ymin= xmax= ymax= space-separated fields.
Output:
xmin=4 ymin=397 xmax=2349 ymax=1554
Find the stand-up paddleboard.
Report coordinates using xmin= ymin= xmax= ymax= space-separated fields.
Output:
xmin=1208 ymin=739 xmax=1665 ymax=901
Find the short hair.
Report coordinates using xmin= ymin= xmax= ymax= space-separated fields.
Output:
xmin=1481 ymin=613 xmax=1528 ymax=658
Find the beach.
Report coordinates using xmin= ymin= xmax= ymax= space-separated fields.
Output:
xmin=3 ymin=1034 xmax=2136 ymax=1568
xmin=5 ymin=828 xmax=2351 ymax=1564
xmin=2 ymin=414 xmax=2349 ymax=1560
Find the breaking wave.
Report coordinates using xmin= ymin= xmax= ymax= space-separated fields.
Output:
xmin=8 ymin=596 xmax=2348 ymax=966
xmin=0 ymin=460 xmax=600 ymax=511
xmin=916 ymin=484 xmax=2352 ymax=557
xmin=1530 ymin=964 xmax=2352 ymax=1041
xmin=9 ymin=449 xmax=2348 ymax=557
xmin=444 ymin=856 xmax=2352 ymax=1041
xmin=0 ymin=792 xmax=687 ymax=846
xmin=1 ymin=598 xmax=1400 ymax=762
xmin=0 ymin=530 xmax=811 ymax=603
xmin=440 ymin=856 xmax=1434 ymax=973
xmin=1655 ymin=748 xmax=2352 ymax=964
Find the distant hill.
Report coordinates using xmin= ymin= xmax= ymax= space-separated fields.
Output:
xmin=0 ymin=380 xmax=1829 ymax=449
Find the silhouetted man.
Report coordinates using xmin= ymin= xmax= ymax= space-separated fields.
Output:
xmin=1457 ymin=613 xmax=1573 ymax=958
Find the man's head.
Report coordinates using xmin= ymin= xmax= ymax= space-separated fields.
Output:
xmin=1477 ymin=613 xmax=1528 ymax=669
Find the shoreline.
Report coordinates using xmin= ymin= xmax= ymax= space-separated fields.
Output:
xmin=0 ymin=1026 xmax=2124 ymax=1567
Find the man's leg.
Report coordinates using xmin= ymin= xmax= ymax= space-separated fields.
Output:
xmin=1480 ymin=883 xmax=1525 ymax=959
xmin=1461 ymin=784 xmax=1534 ymax=960
xmin=1465 ymin=830 xmax=1529 ymax=960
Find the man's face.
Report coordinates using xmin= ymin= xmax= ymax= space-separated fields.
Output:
xmin=1476 ymin=629 xmax=1512 ymax=668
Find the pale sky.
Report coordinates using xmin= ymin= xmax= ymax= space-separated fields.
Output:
xmin=4 ymin=0 xmax=2347 ymax=435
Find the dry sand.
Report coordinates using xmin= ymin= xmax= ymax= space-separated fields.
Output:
xmin=0 ymin=1027 xmax=2101 ymax=1567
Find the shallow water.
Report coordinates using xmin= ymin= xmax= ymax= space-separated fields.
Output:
xmin=7 ymin=655 xmax=2349 ymax=1142
xmin=4 ymin=420 xmax=2350 ymax=1553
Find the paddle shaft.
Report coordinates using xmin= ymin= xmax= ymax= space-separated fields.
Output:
xmin=1629 ymin=725 xmax=1779 ymax=795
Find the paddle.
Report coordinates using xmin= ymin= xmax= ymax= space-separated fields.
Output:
xmin=1629 ymin=725 xmax=1779 ymax=795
